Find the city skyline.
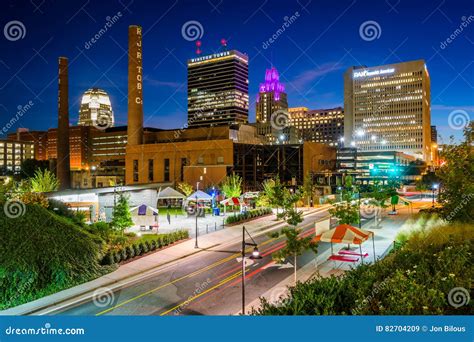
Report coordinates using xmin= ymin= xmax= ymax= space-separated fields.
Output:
xmin=0 ymin=0 xmax=473 ymax=143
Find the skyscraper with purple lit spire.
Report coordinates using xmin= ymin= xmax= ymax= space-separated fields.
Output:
xmin=256 ymin=67 xmax=288 ymax=123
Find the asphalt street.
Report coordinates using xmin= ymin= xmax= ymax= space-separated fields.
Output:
xmin=55 ymin=209 xmax=331 ymax=316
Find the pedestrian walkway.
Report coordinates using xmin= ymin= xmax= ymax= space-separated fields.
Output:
xmin=245 ymin=205 xmax=415 ymax=314
xmin=1 ymin=206 xmax=329 ymax=316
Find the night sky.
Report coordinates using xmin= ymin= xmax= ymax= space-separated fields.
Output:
xmin=0 ymin=0 xmax=473 ymax=142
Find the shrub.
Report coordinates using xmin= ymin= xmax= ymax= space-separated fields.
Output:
xmin=138 ymin=243 xmax=145 ymax=255
xmin=125 ymin=246 xmax=135 ymax=259
xmin=101 ymin=252 xmax=115 ymax=266
xmin=113 ymin=251 xmax=122 ymax=264
xmin=133 ymin=243 xmax=141 ymax=256
xmin=253 ymin=217 xmax=473 ymax=315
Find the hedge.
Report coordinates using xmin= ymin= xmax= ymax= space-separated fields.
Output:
xmin=225 ymin=208 xmax=272 ymax=225
xmin=101 ymin=230 xmax=189 ymax=265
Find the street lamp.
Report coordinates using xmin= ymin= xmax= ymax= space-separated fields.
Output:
xmin=195 ymin=194 xmax=199 ymax=248
xmin=432 ymin=183 xmax=439 ymax=208
xmin=241 ymin=225 xmax=262 ymax=315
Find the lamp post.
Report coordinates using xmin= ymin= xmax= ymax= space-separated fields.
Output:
xmin=195 ymin=194 xmax=199 ymax=248
xmin=432 ymin=183 xmax=439 ymax=208
xmin=241 ymin=225 xmax=262 ymax=315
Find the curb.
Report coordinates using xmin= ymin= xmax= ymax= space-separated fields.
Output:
xmin=2 ymin=206 xmax=330 ymax=316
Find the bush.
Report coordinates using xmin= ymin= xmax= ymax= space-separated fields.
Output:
xmin=100 ymin=230 xmax=189 ymax=265
xmin=253 ymin=216 xmax=473 ymax=315
xmin=0 ymin=203 xmax=104 ymax=310
xmin=225 ymin=207 xmax=272 ymax=225
xmin=125 ymin=246 xmax=135 ymax=259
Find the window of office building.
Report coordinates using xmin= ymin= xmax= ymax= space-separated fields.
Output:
xmin=148 ymin=159 xmax=154 ymax=182
xmin=180 ymin=157 xmax=187 ymax=181
xmin=133 ymin=160 xmax=139 ymax=182
xmin=164 ymin=158 xmax=170 ymax=182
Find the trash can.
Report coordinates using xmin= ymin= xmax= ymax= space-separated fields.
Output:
xmin=213 ymin=207 xmax=220 ymax=216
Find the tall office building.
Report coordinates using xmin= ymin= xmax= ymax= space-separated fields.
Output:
xmin=344 ymin=60 xmax=431 ymax=163
xmin=288 ymin=107 xmax=344 ymax=146
xmin=256 ymin=67 xmax=288 ymax=123
xmin=78 ymin=88 xmax=114 ymax=128
xmin=187 ymin=50 xmax=249 ymax=127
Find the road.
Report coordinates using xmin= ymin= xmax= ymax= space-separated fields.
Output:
xmin=54 ymin=209 xmax=331 ymax=316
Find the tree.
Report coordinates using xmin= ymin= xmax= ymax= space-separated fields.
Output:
xmin=29 ymin=169 xmax=59 ymax=192
xmin=110 ymin=193 xmax=134 ymax=235
xmin=262 ymin=176 xmax=286 ymax=216
xmin=301 ymin=174 xmax=315 ymax=206
xmin=271 ymin=225 xmax=318 ymax=284
xmin=436 ymin=122 xmax=474 ymax=222
xmin=177 ymin=182 xmax=193 ymax=197
xmin=221 ymin=173 xmax=242 ymax=198
xmin=20 ymin=159 xmax=49 ymax=179
xmin=329 ymin=176 xmax=360 ymax=225
xmin=270 ymin=201 xmax=313 ymax=283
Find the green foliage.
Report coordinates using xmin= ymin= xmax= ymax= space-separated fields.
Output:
xmin=301 ymin=174 xmax=315 ymax=206
xmin=271 ymin=226 xmax=318 ymax=282
xmin=20 ymin=159 xmax=49 ymax=179
xmin=254 ymin=216 xmax=473 ymax=315
xmin=221 ymin=173 xmax=242 ymax=198
xmin=261 ymin=176 xmax=286 ymax=213
xmin=0 ymin=203 xmax=104 ymax=310
xmin=29 ymin=169 xmax=59 ymax=192
xmin=224 ymin=208 xmax=273 ymax=225
xmin=100 ymin=230 xmax=189 ymax=265
xmin=110 ymin=193 xmax=134 ymax=234
xmin=436 ymin=123 xmax=474 ymax=222
xmin=329 ymin=177 xmax=360 ymax=225
xmin=177 ymin=182 xmax=194 ymax=197
xmin=47 ymin=199 xmax=86 ymax=227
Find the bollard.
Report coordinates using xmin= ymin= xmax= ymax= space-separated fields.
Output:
xmin=215 ymin=222 xmax=217 ymax=231
xmin=206 ymin=224 xmax=208 ymax=234
xmin=223 ymin=218 xmax=225 ymax=229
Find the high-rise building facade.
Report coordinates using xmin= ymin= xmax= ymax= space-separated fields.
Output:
xmin=256 ymin=67 xmax=288 ymax=123
xmin=187 ymin=50 xmax=249 ymax=127
xmin=8 ymin=128 xmax=48 ymax=160
xmin=288 ymin=107 xmax=344 ymax=146
xmin=344 ymin=60 xmax=431 ymax=163
xmin=78 ymin=88 xmax=114 ymax=128
xmin=0 ymin=140 xmax=34 ymax=175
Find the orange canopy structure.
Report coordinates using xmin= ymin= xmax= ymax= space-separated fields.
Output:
xmin=314 ymin=224 xmax=373 ymax=244
xmin=313 ymin=224 xmax=376 ymax=263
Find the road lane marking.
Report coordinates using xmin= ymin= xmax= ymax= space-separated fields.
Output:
xmin=95 ymin=216 xmax=325 ymax=315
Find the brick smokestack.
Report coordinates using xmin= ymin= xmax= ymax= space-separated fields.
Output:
xmin=57 ymin=57 xmax=71 ymax=190
xmin=127 ymin=25 xmax=144 ymax=146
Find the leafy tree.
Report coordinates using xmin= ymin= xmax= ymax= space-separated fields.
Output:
xmin=29 ymin=169 xmax=59 ymax=192
xmin=262 ymin=176 xmax=286 ymax=215
xmin=110 ymin=193 xmax=134 ymax=235
xmin=20 ymin=159 xmax=49 ymax=179
xmin=301 ymin=174 xmax=315 ymax=206
xmin=329 ymin=176 xmax=360 ymax=225
xmin=177 ymin=182 xmax=194 ymax=197
xmin=221 ymin=173 xmax=242 ymax=198
xmin=271 ymin=226 xmax=318 ymax=283
xmin=436 ymin=122 xmax=474 ymax=222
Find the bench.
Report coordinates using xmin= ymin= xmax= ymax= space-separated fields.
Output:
xmin=329 ymin=255 xmax=359 ymax=263
xmin=338 ymin=250 xmax=369 ymax=258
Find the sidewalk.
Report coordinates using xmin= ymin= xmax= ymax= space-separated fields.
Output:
xmin=244 ymin=205 xmax=415 ymax=314
xmin=1 ymin=205 xmax=330 ymax=316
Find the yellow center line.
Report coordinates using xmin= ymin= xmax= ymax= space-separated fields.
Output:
xmin=159 ymin=270 xmax=244 ymax=316
xmin=96 ymin=237 xmax=277 ymax=315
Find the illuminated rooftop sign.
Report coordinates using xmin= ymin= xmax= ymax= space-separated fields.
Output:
xmin=189 ymin=51 xmax=231 ymax=63
xmin=353 ymin=68 xmax=395 ymax=78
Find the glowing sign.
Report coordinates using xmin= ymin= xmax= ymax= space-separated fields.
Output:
xmin=190 ymin=51 xmax=231 ymax=63
xmin=353 ymin=68 xmax=395 ymax=78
